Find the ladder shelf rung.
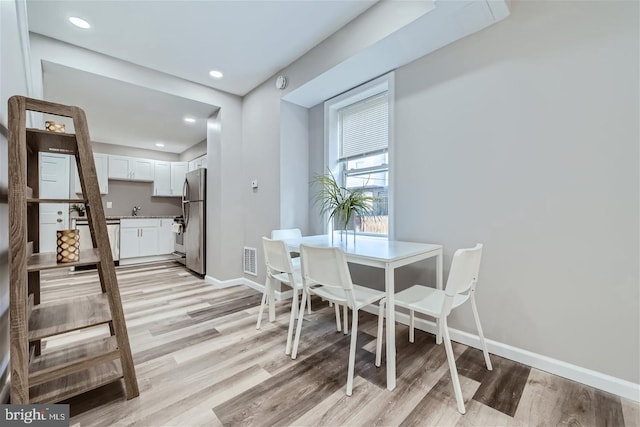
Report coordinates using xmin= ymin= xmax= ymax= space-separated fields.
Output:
xmin=29 ymin=359 xmax=123 ymax=404
xmin=27 ymin=248 xmax=101 ymax=272
xmin=29 ymin=336 xmax=119 ymax=386
xmin=26 ymin=128 xmax=77 ymax=155
xmin=27 ymin=198 xmax=89 ymax=204
xmin=28 ymin=294 xmax=112 ymax=341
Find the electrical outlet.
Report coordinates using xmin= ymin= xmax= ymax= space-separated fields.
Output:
xmin=106 ymin=201 xmax=113 ymax=209
xmin=251 ymin=180 xmax=258 ymax=189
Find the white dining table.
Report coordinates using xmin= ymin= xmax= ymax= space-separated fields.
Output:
xmin=285 ymin=233 xmax=443 ymax=391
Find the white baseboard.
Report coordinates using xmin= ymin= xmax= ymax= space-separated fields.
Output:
xmin=202 ymin=275 xmax=639 ymax=402
xmin=204 ymin=276 xmax=293 ymax=300
xmin=360 ymin=306 xmax=640 ymax=403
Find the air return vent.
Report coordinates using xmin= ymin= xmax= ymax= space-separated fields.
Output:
xmin=243 ymin=247 xmax=257 ymax=276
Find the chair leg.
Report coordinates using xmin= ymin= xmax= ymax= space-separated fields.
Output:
xmin=409 ymin=310 xmax=415 ymax=343
xmin=335 ymin=302 xmax=342 ymax=332
xmin=267 ymin=277 xmax=276 ymax=322
xmin=285 ymin=288 xmax=299 ymax=355
xmin=343 ymin=305 xmax=349 ymax=334
xmin=376 ymin=300 xmax=385 ymax=367
xmin=291 ymin=289 xmax=308 ymax=359
xmin=256 ymin=281 xmax=269 ymax=329
xmin=471 ymin=295 xmax=493 ymax=371
xmin=307 ymin=293 xmax=312 ymax=314
xmin=346 ymin=308 xmax=359 ymax=396
xmin=442 ymin=318 xmax=466 ymax=414
xmin=436 ymin=319 xmax=443 ymax=345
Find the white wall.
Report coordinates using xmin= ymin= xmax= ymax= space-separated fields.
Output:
xmin=392 ymin=0 xmax=639 ymax=383
xmin=0 ymin=0 xmax=31 ymax=402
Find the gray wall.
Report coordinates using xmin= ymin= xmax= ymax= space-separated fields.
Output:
xmin=102 ymin=181 xmax=181 ymax=217
xmin=308 ymin=103 xmax=325 ymax=235
xmin=280 ymin=101 xmax=309 ymax=233
xmin=91 ymin=140 xmax=179 ymax=162
xmin=242 ymin=81 xmax=282 ymax=285
xmin=179 ymin=139 xmax=207 ymax=162
xmin=1 ymin=0 xmax=31 ymax=402
xmin=304 ymin=0 xmax=639 ymax=384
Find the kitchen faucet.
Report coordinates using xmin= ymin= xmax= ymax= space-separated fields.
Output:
xmin=132 ymin=206 xmax=141 ymax=216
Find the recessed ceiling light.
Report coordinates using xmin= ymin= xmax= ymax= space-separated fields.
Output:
xmin=184 ymin=117 xmax=196 ymax=123
xmin=155 ymin=143 xmax=165 ymax=147
xmin=209 ymin=70 xmax=223 ymax=79
xmin=69 ymin=16 xmax=91 ymax=29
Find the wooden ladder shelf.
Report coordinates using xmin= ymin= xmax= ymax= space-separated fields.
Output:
xmin=8 ymin=96 xmax=139 ymax=404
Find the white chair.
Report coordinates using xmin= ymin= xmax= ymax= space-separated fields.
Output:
xmin=375 ymin=244 xmax=492 ymax=414
xmin=257 ymin=237 xmax=342 ymax=355
xmin=271 ymin=228 xmax=302 ymax=241
xmin=291 ymin=245 xmax=386 ymax=396
xmin=271 ymin=228 xmax=311 ymax=313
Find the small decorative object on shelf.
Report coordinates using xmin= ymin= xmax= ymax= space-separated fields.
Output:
xmin=70 ymin=203 xmax=86 ymax=217
xmin=45 ymin=120 xmax=65 ymax=133
xmin=57 ymin=229 xmax=80 ymax=263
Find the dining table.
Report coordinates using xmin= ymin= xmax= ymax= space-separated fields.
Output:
xmin=284 ymin=233 xmax=443 ymax=391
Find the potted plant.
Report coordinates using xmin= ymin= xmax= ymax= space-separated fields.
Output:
xmin=313 ymin=169 xmax=376 ymax=240
xmin=69 ymin=203 xmax=86 ymax=217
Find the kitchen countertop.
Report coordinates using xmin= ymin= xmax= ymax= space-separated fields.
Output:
xmin=74 ymin=215 xmax=177 ymax=221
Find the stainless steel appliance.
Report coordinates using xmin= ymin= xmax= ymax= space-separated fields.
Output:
xmin=173 ymin=215 xmax=186 ymax=265
xmin=73 ymin=218 xmax=120 ymax=267
xmin=182 ymin=169 xmax=206 ymax=275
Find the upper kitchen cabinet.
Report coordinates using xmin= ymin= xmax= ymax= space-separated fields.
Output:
xmin=188 ymin=155 xmax=207 ymax=171
xmin=171 ymin=162 xmax=188 ymax=195
xmin=74 ymin=153 xmax=108 ymax=194
xmin=153 ymin=161 xmax=188 ymax=197
xmin=108 ymin=155 xmax=155 ymax=181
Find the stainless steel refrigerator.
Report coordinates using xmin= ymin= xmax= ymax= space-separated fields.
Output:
xmin=182 ymin=169 xmax=206 ymax=275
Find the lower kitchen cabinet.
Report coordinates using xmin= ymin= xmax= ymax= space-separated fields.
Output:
xmin=120 ymin=218 xmax=172 ymax=260
xmin=158 ymin=218 xmax=175 ymax=255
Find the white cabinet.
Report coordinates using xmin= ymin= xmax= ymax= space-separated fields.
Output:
xmin=153 ymin=161 xmax=172 ymax=196
xmin=188 ymin=155 xmax=207 ymax=171
xmin=153 ymin=161 xmax=187 ymax=197
xmin=158 ymin=218 xmax=174 ymax=255
xmin=74 ymin=153 xmax=108 ymax=194
xmin=108 ymin=155 xmax=155 ymax=181
xmin=120 ymin=218 xmax=160 ymax=259
xmin=171 ymin=162 xmax=188 ymax=196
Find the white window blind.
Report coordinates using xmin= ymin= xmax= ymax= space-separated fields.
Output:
xmin=339 ymin=92 xmax=388 ymax=161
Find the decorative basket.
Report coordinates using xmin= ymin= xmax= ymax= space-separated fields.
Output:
xmin=57 ymin=229 xmax=80 ymax=263
xmin=45 ymin=120 xmax=66 ymax=133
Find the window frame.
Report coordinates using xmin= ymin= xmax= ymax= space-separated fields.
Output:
xmin=323 ymin=72 xmax=395 ymax=239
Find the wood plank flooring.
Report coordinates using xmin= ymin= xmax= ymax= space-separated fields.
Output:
xmin=36 ymin=261 xmax=639 ymax=426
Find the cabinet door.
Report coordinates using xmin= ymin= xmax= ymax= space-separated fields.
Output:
xmin=94 ymin=154 xmax=109 ymax=194
xmin=74 ymin=154 xmax=109 ymax=194
xmin=120 ymin=228 xmax=139 ymax=259
xmin=188 ymin=160 xmax=197 ymax=172
xmin=133 ymin=159 xmax=155 ymax=181
xmin=158 ymin=218 xmax=175 ymax=254
xmin=199 ymin=155 xmax=207 ymax=169
xmin=153 ymin=161 xmax=172 ymax=196
xmin=108 ymin=155 xmax=131 ymax=180
xmin=171 ymin=162 xmax=188 ymax=196
xmin=138 ymin=226 xmax=159 ymax=256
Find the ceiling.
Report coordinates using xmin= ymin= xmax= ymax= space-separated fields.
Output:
xmin=43 ymin=61 xmax=218 ymax=153
xmin=26 ymin=0 xmax=377 ymax=96
xmin=27 ymin=0 xmax=376 ymax=153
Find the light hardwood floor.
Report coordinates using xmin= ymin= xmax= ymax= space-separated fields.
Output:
xmin=38 ymin=261 xmax=640 ymax=426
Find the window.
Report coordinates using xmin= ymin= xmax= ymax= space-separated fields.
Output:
xmin=325 ymin=74 xmax=393 ymax=236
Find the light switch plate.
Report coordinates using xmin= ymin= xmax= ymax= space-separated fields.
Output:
xmin=106 ymin=201 xmax=113 ymax=209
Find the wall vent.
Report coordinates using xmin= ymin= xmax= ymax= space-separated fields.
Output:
xmin=243 ymin=247 xmax=257 ymax=276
